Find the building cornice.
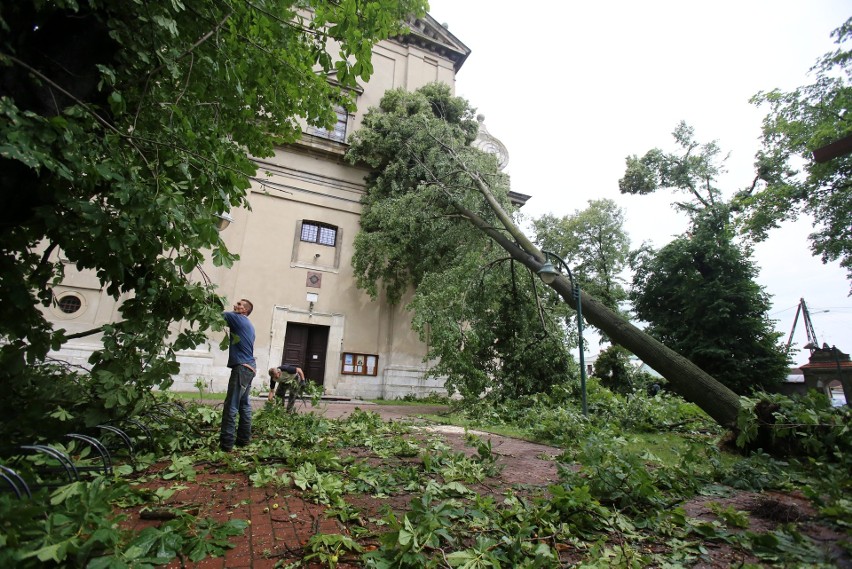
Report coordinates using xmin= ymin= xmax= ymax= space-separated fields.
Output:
xmin=508 ymin=191 xmax=532 ymax=208
xmin=396 ymin=13 xmax=471 ymax=72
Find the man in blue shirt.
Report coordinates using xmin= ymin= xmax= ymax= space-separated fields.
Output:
xmin=220 ymin=298 xmax=256 ymax=451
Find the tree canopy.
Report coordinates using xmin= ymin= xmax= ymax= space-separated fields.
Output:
xmin=620 ymin=121 xmax=726 ymax=215
xmin=737 ymin=17 xmax=852 ymax=288
xmin=532 ymin=199 xmax=631 ymax=314
xmin=0 ymin=0 xmax=426 ymax=437
xmin=621 ymin=126 xmax=789 ymax=395
xmin=630 ymin=207 xmax=789 ymax=394
xmin=347 ymin=83 xmax=573 ymax=400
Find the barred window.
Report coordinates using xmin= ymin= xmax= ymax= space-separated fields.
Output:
xmin=301 ymin=221 xmax=337 ymax=247
xmin=57 ymin=294 xmax=82 ymax=314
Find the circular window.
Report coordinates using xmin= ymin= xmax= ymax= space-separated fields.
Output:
xmin=57 ymin=294 xmax=82 ymax=314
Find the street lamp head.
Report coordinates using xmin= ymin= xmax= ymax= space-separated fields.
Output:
xmin=537 ymin=260 xmax=560 ymax=285
xmin=214 ymin=212 xmax=234 ymax=232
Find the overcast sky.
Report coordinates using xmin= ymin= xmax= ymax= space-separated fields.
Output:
xmin=426 ymin=0 xmax=851 ymax=365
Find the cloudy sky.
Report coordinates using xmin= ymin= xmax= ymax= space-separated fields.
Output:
xmin=426 ymin=0 xmax=851 ymax=365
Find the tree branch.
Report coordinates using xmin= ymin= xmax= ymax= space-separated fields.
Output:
xmin=148 ymin=11 xmax=232 ymax=79
xmin=35 ymin=242 xmax=59 ymax=283
xmin=65 ymin=326 xmax=106 ymax=340
xmin=417 ymin=124 xmax=544 ymax=262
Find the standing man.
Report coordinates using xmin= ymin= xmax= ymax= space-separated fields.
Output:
xmin=267 ymin=364 xmax=306 ymax=412
xmin=220 ymin=299 xmax=256 ymax=451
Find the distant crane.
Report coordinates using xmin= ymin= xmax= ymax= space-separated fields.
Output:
xmin=786 ymin=298 xmax=826 ymax=353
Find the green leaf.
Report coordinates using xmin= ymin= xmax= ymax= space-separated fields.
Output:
xmin=446 ymin=550 xmax=477 ymax=566
xmin=50 ymin=482 xmax=83 ymax=506
xmin=49 ymin=406 xmax=74 ymax=421
xmin=32 ymin=541 xmax=68 ymax=563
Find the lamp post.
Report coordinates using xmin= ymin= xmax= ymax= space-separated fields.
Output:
xmin=537 ymin=251 xmax=588 ymax=416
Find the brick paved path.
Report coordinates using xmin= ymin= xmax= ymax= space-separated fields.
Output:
xmin=120 ymin=399 xmax=561 ymax=568
xmin=125 ymin=475 xmax=341 ymax=568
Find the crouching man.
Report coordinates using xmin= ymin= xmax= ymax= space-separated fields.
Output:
xmin=267 ymin=364 xmax=306 ymax=412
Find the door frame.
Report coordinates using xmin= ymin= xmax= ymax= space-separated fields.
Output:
xmin=282 ymin=322 xmax=329 ymax=387
xmin=268 ymin=305 xmax=344 ymax=393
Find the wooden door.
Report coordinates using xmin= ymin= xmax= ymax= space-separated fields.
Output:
xmin=282 ymin=323 xmax=329 ymax=386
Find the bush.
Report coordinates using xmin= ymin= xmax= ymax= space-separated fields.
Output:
xmin=399 ymin=392 xmax=450 ymax=405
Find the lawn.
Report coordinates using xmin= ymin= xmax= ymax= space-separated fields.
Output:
xmin=170 ymin=391 xmax=227 ymax=401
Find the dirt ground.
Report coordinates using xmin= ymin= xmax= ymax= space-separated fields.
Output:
xmin=117 ymin=399 xmax=849 ymax=568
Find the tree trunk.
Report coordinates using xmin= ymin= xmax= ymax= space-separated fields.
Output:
xmin=469 ymin=214 xmax=742 ymax=428
xmin=562 ymin=281 xmax=741 ymax=427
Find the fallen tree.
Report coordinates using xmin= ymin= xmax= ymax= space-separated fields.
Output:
xmin=347 ymin=84 xmax=742 ymax=428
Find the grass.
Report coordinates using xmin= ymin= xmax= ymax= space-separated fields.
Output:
xmin=367 ymin=398 xmax=451 ymax=407
xmin=623 ymin=431 xmax=720 ymax=463
xmin=170 ymin=391 xmax=228 ymax=401
xmin=363 ymin=400 xmax=548 ymax=441
xmin=417 ymin=411 xmax=553 ymax=444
